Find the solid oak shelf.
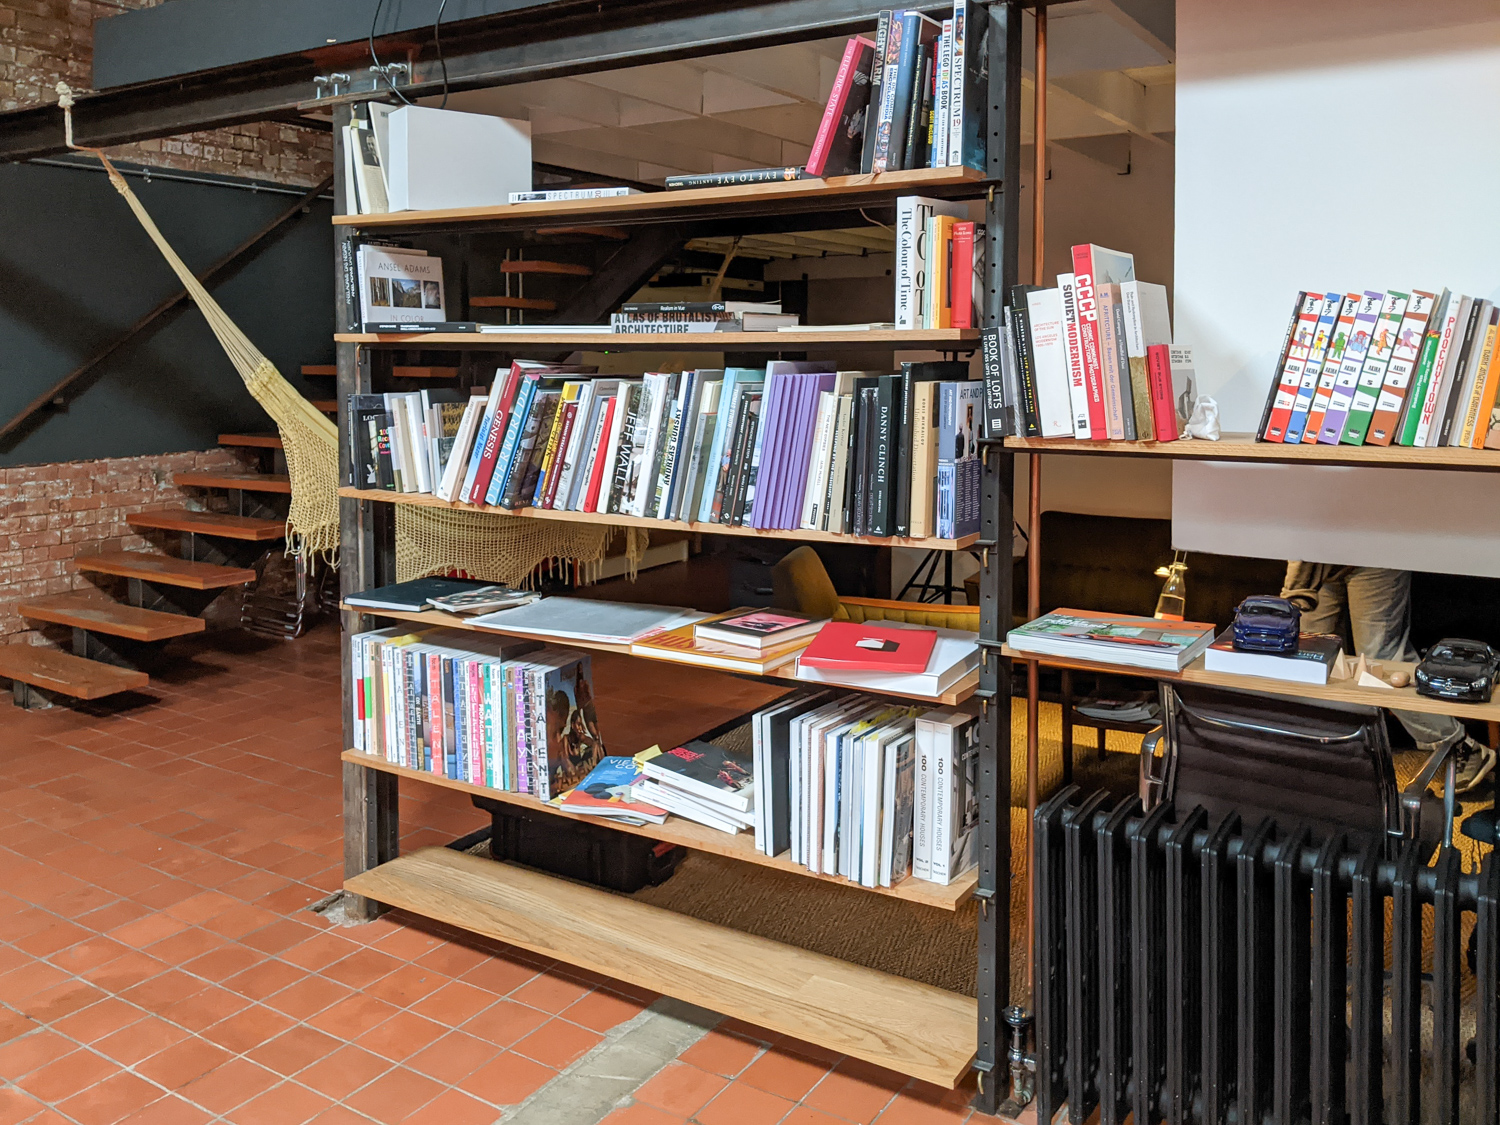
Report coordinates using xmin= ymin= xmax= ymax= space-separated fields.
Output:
xmin=1005 ymin=433 xmax=1500 ymax=472
xmin=342 ymin=751 xmax=978 ymax=911
xmin=332 ymin=166 xmax=987 ymax=232
xmin=336 ymin=328 xmax=979 ymax=350
xmin=341 ymin=603 xmax=980 ymax=708
xmin=1001 ymin=645 xmax=1500 ymax=723
xmin=338 ymin=487 xmax=980 ymax=552
xmin=345 ymin=848 xmax=978 ymax=1086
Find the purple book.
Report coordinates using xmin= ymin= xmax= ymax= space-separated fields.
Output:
xmin=757 ymin=363 xmax=836 ymax=527
xmin=772 ymin=375 xmax=815 ymax=528
xmin=779 ymin=373 xmax=837 ymax=527
xmin=1316 ymin=290 xmax=1384 ymax=445
xmin=748 ymin=370 xmax=791 ymax=528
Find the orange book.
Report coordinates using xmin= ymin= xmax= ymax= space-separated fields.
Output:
xmin=928 ymin=215 xmax=956 ymax=329
xmin=1470 ymin=318 xmax=1500 ymax=448
xmin=629 ymin=616 xmax=809 ymax=675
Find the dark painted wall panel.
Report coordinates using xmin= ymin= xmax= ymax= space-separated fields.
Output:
xmin=93 ymin=0 xmax=558 ymax=89
xmin=0 ymin=161 xmax=333 ymax=467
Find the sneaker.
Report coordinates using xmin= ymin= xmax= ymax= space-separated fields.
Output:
xmin=1446 ymin=737 xmax=1497 ymax=795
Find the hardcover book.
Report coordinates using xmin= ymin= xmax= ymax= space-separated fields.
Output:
xmin=1282 ymin=292 xmax=1345 ymax=445
xmin=807 ymin=36 xmax=878 ymax=177
xmin=1301 ymin=294 xmax=1360 ymax=444
xmin=641 ymin=740 xmax=756 ymax=812
xmin=694 ymin=609 xmax=825 ymax=650
xmin=799 ymin=620 xmax=939 ymax=675
xmin=1340 ymin=290 xmax=1410 ymax=445
xmin=1317 ymin=290 xmax=1384 ymax=444
xmin=1007 ymin=609 xmax=1217 ymax=672
xmin=1202 ymin=630 xmax=1343 ymax=686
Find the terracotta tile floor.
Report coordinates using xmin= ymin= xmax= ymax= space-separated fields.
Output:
xmin=0 ymin=623 xmax=999 ymax=1124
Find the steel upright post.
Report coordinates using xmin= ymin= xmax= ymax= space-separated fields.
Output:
xmin=974 ymin=1 xmax=1022 ymax=1114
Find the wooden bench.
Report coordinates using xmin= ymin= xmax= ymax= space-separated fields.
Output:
xmin=20 ymin=593 xmax=205 ymax=642
xmin=0 ymin=644 xmax=149 ymax=705
xmin=128 ymin=509 xmax=284 ymax=541
xmin=347 ymin=847 xmax=979 ymax=1088
xmin=218 ymin=432 xmax=282 ymax=449
xmin=76 ymin=551 xmax=257 ymax=589
xmin=174 ymin=471 xmax=291 ymax=494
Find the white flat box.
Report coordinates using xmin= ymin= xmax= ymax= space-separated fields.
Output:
xmin=386 ymin=105 xmax=532 ymax=212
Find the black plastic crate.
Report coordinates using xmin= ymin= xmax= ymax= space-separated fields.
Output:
xmin=470 ymin=796 xmax=683 ymax=893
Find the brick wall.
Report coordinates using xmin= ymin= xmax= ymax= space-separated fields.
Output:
xmin=0 ymin=448 xmax=256 ymax=645
xmin=1 ymin=0 xmax=333 ymax=187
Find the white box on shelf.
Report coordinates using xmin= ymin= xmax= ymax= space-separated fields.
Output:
xmin=386 ymin=106 xmax=532 ymax=212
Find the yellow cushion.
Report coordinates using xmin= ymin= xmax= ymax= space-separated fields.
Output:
xmin=770 ymin=545 xmax=843 ymax=620
xmin=836 ymin=597 xmax=979 ymax=631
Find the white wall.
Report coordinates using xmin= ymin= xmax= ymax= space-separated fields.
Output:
xmin=1173 ymin=0 xmax=1500 ymax=576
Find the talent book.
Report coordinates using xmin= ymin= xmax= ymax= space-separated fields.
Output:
xmin=629 ymin=620 xmax=809 ymax=675
xmin=508 ymin=187 xmax=638 ymax=203
xmin=1007 ymin=609 xmax=1216 ymax=672
xmin=664 ymin=167 xmax=807 ymax=189
xmin=693 ymin=609 xmax=825 ymax=650
xmin=1456 ymin=305 xmax=1497 ymax=447
xmin=347 ymin=577 xmax=488 ymax=612
xmin=807 ymin=36 xmax=877 ymax=177
xmin=799 ymin=620 xmax=938 ymax=674
xmin=1402 ymin=291 xmax=1461 ymax=446
xmin=559 ymin=755 xmax=667 ymax=824
xmin=1202 ymin=630 xmax=1343 ymax=686
xmin=468 ymin=598 xmax=705 ymax=644
xmin=1283 ymin=292 xmax=1346 ymax=445
xmin=425 ymin=586 xmax=538 ymax=615
xmin=641 ymin=740 xmax=756 ymax=812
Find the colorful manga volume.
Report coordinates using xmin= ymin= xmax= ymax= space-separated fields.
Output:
xmin=1282 ymin=292 xmax=1344 ymax=445
xmin=1300 ymin=293 xmax=1359 ymax=443
xmin=1340 ymin=290 xmax=1409 ymax=445
xmin=1316 ymin=290 xmax=1384 ymax=444
xmin=1262 ymin=291 xmax=1323 ymax=442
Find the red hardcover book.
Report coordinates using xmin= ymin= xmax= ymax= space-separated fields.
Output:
xmin=806 ymin=36 xmax=877 ymax=177
xmin=1070 ymin=245 xmax=1108 ymax=438
xmin=951 ymin=221 xmax=976 ymax=330
xmin=582 ymin=396 xmax=616 ymax=513
xmin=1262 ymin=291 xmax=1323 ymax=442
xmin=797 ymin=620 xmax=937 ymax=674
xmin=466 ymin=362 xmax=525 ymax=503
xmin=1147 ymin=344 xmax=1177 ymax=440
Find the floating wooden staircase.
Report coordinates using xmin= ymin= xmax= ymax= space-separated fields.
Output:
xmin=20 ymin=593 xmax=206 ymax=642
xmin=127 ymin=509 xmax=286 ymax=542
xmin=0 ymin=645 xmax=149 ymax=707
xmin=175 ymin=471 xmax=291 ymax=494
xmin=75 ymin=550 xmax=258 ymax=589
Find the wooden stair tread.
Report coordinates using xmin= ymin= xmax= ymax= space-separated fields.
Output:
xmin=175 ymin=472 xmax=291 ymax=494
xmin=499 ymin=260 xmax=593 ymax=276
xmin=0 ymin=644 xmax=149 ymax=699
xmin=347 ymin=848 xmax=978 ymax=1087
xmin=469 ymin=296 xmax=558 ymax=311
xmin=19 ymin=594 xmax=206 ymax=641
xmin=301 ymin=365 xmax=337 ymax=376
xmin=218 ymin=432 xmax=282 ymax=449
xmin=535 ymin=225 xmax=630 ymax=240
xmin=311 ymin=400 xmax=337 ymax=412
xmin=76 ymin=551 xmax=257 ymax=589
xmin=128 ymin=509 xmax=285 ymax=541
xmin=391 ymin=366 xmax=460 ymax=380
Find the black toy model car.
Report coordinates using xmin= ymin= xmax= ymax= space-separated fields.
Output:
xmin=1231 ymin=595 xmax=1300 ymax=654
xmin=1414 ymin=639 xmax=1499 ymax=703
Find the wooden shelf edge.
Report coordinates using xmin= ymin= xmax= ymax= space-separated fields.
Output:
xmin=341 ymin=604 xmax=979 ymax=707
xmin=336 ymin=487 xmax=977 ymax=551
xmin=334 ymin=329 xmax=980 ymax=349
xmin=341 ymin=750 xmax=978 ymax=911
xmin=346 ymin=848 xmax=978 ymax=1086
xmin=1004 ymin=434 xmax=1500 ymax=472
xmin=332 ymin=167 xmax=987 ymax=229
xmin=1001 ymin=645 xmax=1500 ymax=723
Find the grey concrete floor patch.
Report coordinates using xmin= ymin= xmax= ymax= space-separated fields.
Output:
xmin=498 ymin=996 xmax=721 ymax=1125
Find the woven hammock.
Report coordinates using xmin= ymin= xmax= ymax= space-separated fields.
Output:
xmin=59 ymin=84 xmax=644 ymax=583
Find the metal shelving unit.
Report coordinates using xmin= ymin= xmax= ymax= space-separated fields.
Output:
xmin=335 ymin=2 xmax=1027 ymax=1110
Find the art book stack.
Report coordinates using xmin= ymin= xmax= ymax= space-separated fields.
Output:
xmin=1257 ymin=288 xmax=1500 ymax=450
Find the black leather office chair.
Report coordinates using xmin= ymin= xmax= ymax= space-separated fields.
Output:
xmin=1138 ymin=682 xmax=1462 ymax=856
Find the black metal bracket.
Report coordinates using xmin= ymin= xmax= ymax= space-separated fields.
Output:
xmin=11 ymin=681 xmax=54 ymax=710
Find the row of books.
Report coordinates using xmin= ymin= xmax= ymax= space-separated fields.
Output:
xmin=609 ymin=301 xmax=798 ymax=334
xmin=344 ymin=360 xmax=985 ymax=540
xmin=752 ymin=694 xmax=978 ymax=887
xmin=350 ymin=627 xmax=606 ymax=801
xmin=894 ymin=197 xmax=984 ymax=331
xmin=1007 ymin=608 xmax=1346 ymax=687
xmin=1259 ymin=288 xmax=1500 ymax=450
xmin=1003 ymin=243 xmax=1195 ymax=442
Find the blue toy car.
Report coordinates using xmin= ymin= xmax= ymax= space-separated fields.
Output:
xmin=1231 ymin=595 xmax=1301 ymax=654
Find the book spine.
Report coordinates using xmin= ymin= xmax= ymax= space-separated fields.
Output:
xmin=807 ymin=36 xmax=863 ymax=176
xmin=1097 ymin=285 xmax=1132 ymax=441
xmin=1317 ymin=291 xmax=1384 ymax=444
xmin=1368 ymin=292 xmax=1437 ymax=446
xmin=932 ymin=23 xmax=952 ymax=168
xmin=731 ymin=396 xmax=764 ymax=525
xmin=1118 ymin=288 xmax=1155 ymax=442
xmin=664 ymin=167 xmax=806 ymax=189
xmin=498 ymin=391 xmax=552 ymax=509
xmin=1341 ymin=291 xmax=1409 ymax=445
xmin=862 ymin=11 xmax=892 ymax=174
xmin=1008 ymin=290 xmax=1042 ymax=437
xmin=1301 ymin=294 xmax=1358 ymax=444
xmin=951 ymin=221 xmax=975 ymax=329
xmin=894 ymin=369 xmax=916 ymax=537
xmin=852 ymin=387 xmax=875 ymax=536
xmin=580 ymin=397 xmax=615 ymax=512
xmin=929 ymin=724 xmax=952 ymax=884
xmin=1256 ymin=291 xmax=1308 ymax=442
xmin=1262 ymin=292 xmax=1320 ymax=442
xmin=981 ymin=324 xmax=1008 ymax=440
xmin=1471 ymin=320 xmax=1500 ymax=448
xmin=823 ymin=394 xmax=853 ymax=532
xmin=1283 ymin=293 xmax=1343 ymax=445
xmin=1411 ymin=298 xmax=1463 ymax=446
xmin=1437 ymin=300 xmax=1484 ymax=446
xmin=1057 ymin=274 xmax=1091 ymax=439
xmin=870 ymin=13 xmax=907 ymax=173
xmin=802 ymin=392 xmax=837 ymax=530
xmin=869 ymin=378 xmax=895 ymax=537
xmin=711 ymin=387 xmax=749 ymax=524
xmin=531 ymin=395 xmax=571 ymax=506
xmin=909 ymin=382 xmax=935 ymax=538
xmin=894 ymin=198 xmax=923 ymax=330
xmin=607 ymin=385 xmax=643 ymax=514
xmin=1396 ymin=329 xmax=1443 ymax=446
xmin=1146 ymin=344 xmax=1177 ymax=441
xmin=610 ymin=319 xmax=726 ymax=334
xmin=542 ymin=403 xmax=577 ymax=508
xmin=913 ymin=722 xmax=932 ymax=880
xmin=901 ymin=37 xmax=931 ymax=170
xmin=1069 ymin=247 xmax=1109 ymax=439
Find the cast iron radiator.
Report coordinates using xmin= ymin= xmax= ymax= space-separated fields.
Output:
xmin=1032 ymin=786 xmax=1499 ymax=1125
